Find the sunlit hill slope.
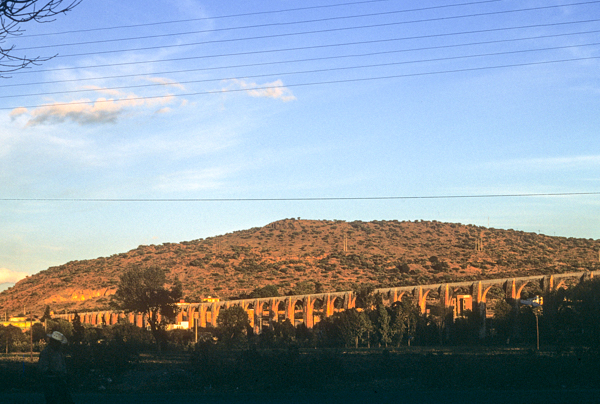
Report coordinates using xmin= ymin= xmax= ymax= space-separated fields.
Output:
xmin=2 ymin=219 xmax=599 ymax=316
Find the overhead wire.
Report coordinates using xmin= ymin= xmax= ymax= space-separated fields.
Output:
xmin=4 ymin=40 xmax=600 ymax=100
xmin=2 ymin=2 xmax=599 ymax=205
xmin=16 ymin=0 xmax=499 ymax=38
xmin=17 ymin=2 xmax=513 ymax=51
xmin=12 ymin=1 xmax=600 ymax=54
xmin=2 ymin=54 xmax=599 ymax=111
xmin=2 ymin=0 xmax=599 ymax=108
xmin=2 ymin=192 xmax=599 ymax=202
xmin=5 ymin=17 xmax=600 ymax=80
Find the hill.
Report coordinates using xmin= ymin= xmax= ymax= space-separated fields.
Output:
xmin=1 ymin=219 xmax=599 ymax=316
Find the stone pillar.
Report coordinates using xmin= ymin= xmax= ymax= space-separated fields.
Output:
xmin=269 ymin=299 xmax=279 ymax=326
xmin=346 ymin=292 xmax=356 ymax=310
xmin=542 ymin=275 xmax=554 ymax=294
xmin=414 ymin=287 xmax=429 ymax=314
xmin=135 ymin=313 xmax=143 ymax=328
xmin=254 ymin=300 xmax=263 ymax=335
xmin=210 ymin=303 xmax=220 ymax=328
xmin=505 ymin=279 xmax=517 ymax=300
xmin=198 ymin=305 xmax=208 ymax=329
xmin=471 ymin=282 xmax=483 ymax=312
xmin=325 ymin=295 xmax=335 ymax=317
xmin=284 ymin=298 xmax=295 ymax=325
xmin=303 ymin=296 xmax=314 ymax=329
xmin=440 ymin=284 xmax=452 ymax=308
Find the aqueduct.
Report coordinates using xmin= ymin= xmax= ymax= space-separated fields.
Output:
xmin=57 ymin=270 xmax=597 ymax=334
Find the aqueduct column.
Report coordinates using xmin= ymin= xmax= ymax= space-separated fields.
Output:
xmin=284 ymin=298 xmax=295 ymax=324
xmin=197 ymin=305 xmax=207 ymax=328
xmin=505 ymin=279 xmax=517 ymax=300
xmin=254 ymin=300 xmax=264 ymax=335
xmin=542 ymin=275 xmax=554 ymax=293
xmin=440 ymin=284 xmax=452 ymax=308
xmin=325 ymin=295 xmax=335 ymax=317
xmin=268 ymin=299 xmax=279 ymax=325
xmin=303 ymin=296 xmax=314 ymax=329
xmin=210 ymin=303 xmax=220 ymax=327
xmin=414 ymin=287 xmax=430 ymax=314
xmin=346 ymin=292 xmax=356 ymax=310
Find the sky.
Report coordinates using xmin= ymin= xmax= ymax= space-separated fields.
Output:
xmin=1 ymin=0 xmax=600 ymax=287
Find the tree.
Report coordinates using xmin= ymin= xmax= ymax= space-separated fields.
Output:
xmin=111 ymin=266 xmax=182 ymax=351
xmin=71 ymin=311 xmax=85 ymax=343
xmin=216 ymin=305 xmax=250 ymax=346
xmin=352 ymin=284 xmax=382 ymax=310
xmin=335 ymin=309 xmax=372 ymax=348
xmin=40 ymin=305 xmax=52 ymax=322
xmin=0 ymin=324 xmax=26 ymax=353
xmin=370 ymin=303 xmax=391 ymax=347
xmin=390 ymin=299 xmax=419 ymax=346
xmin=1 ymin=0 xmax=81 ymax=76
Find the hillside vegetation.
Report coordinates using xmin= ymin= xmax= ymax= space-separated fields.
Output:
xmin=2 ymin=219 xmax=599 ymax=316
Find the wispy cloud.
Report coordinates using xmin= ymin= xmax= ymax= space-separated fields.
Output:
xmin=225 ymin=79 xmax=296 ymax=102
xmin=487 ymin=155 xmax=600 ymax=171
xmin=10 ymin=85 xmax=180 ymax=127
xmin=0 ymin=268 xmax=27 ymax=284
xmin=144 ymin=77 xmax=186 ymax=91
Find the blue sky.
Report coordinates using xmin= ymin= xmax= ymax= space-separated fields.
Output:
xmin=1 ymin=0 xmax=600 ymax=286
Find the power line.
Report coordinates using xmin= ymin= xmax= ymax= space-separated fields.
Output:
xmin=14 ymin=0 xmax=500 ymax=38
xmin=4 ymin=41 xmax=600 ymax=100
xmin=2 ymin=55 xmax=599 ymax=111
xmin=2 ymin=192 xmax=599 ymax=202
xmin=8 ymin=18 xmax=600 ymax=77
xmin=16 ymin=1 xmax=600 ymax=54
xmin=17 ymin=1 xmax=506 ymax=50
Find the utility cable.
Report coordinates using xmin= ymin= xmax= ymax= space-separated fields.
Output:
xmin=2 ymin=192 xmax=599 ymax=203
xmin=15 ymin=1 xmax=600 ymax=53
xmin=15 ymin=0 xmax=503 ymax=44
xmin=9 ymin=18 xmax=600 ymax=76
xmin=18 ymin=0 xmax=497 ymax=38
xmin=3 ymin=40 xmax=600 ymax=100
xmin=2 ymin=55 xmax=599 ymax=111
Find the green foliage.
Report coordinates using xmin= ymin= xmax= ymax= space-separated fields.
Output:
xmin=369 ymin=304 xmax=391 ymax=347
xmin=0 ymin=325 xmax=26 ymax=353
xmin=46 ymin=318 xmax=74 ymax=340
xmin=110 ymin=266 xmax=183 ymax=350
xmin=71 ymin=312 xmax=85 ymax=343
xmin=216 ymin=305 xmax=251 ymax=346
xmin=333 ymin=309 xmax=373 ymax=348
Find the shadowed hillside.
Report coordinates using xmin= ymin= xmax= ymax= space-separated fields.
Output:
xmin=2 ymin=219 xmax=599 ymax=316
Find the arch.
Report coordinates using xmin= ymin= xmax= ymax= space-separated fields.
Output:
xmin=415 ymin=288 xmax=431 ymax=314
xmin=516 ymin=281 xmax=530 ymax=300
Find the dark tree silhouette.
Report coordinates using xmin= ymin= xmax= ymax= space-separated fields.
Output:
xmin=1 ymin=0 xmax=81 ymax=75
xmin=111 ymin=266 xmax=182 ymax=351
xmin=216 ymin=305 xmax=250 ymax=346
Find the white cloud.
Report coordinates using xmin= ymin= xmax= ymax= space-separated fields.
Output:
xmin=487 ymin=155 xmax=600 ymax=171
xmin=144 ymin=77 xmax=186 ymax=91
xmin=225 ymin=79 xmax=296 ymax=102
xmin=10 ymin=86 xmax=179 ymax=127
xmin=0 ymin=268 xmax=27 ymax=284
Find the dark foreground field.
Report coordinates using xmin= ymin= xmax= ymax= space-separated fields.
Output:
xmin=5 ymin=389 xmax=600 ymax=404
xmin=3 ymin=347 xmax=600 ymax=403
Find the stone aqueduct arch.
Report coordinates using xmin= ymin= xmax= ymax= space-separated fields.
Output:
xmin=58 ymin=271 xmax=598 ymax=332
